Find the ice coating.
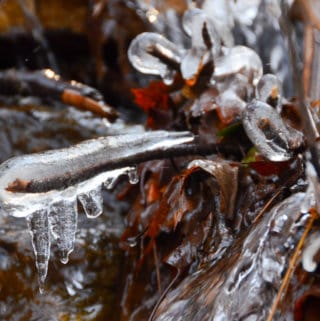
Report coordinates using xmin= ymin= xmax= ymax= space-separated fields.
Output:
xmin=242 ymin=100 xmax=304 ymax=161
xmin=128 ymin=32 xmax=185 ymax=85
xmin=27 ymin=209 xmax=50 ymax=293
xmin=255 ymin=73 xmax=282 ymax=107
xmin=181 ymin=8 xmax=221 ymax=83
xmin=78 ymin=185 xmax=103 ymax=219
xmin=0 ymin=130 xmax=194 ymax=217
xmin=302 ymin=231 xmax=320 ymax=272
xmin=212 ymin=46 xmax=263 ymax=86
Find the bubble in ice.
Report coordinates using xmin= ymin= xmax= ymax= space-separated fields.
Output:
xmin=27 ymin=209 xmax=50 ymax=293
xmin=128 ymin=32 xmax=185 ymax=85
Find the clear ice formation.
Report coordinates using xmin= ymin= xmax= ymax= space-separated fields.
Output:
xmin=242 ymin=100 xmax=304 ymax=161
xmin=128 ymin=32 xmax=185 ymax=85
xmin=255 ymin=74 xmax=282 ymax=107
xmin=180 ymin=8 xmax=221 ymax=83
xmin=0 ymin=130 xmax=194 ymax=286
xmin=212 ymin=46 xmax=263 ymax=86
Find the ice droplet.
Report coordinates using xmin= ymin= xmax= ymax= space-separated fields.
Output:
xmin=27 ymin=209 xmax=50 ymax=292
xmin=128 ymin=32 xmax=184 ymax=84
xmin=78 ymin=185 xmax=103 ymax=219
xmin=48 ymin=194 xmax=78 ymax=264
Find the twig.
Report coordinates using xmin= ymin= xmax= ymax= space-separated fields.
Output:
xmin=266 ymin=209 xmax=316 ymax=321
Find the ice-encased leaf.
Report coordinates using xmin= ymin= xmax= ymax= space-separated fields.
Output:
xmin=128 ymin=32 xmax=185 ymax=85
xmin=78 ymin=185 xmax=103 ymax=219
xmin=242 ymin=100 xmax=304 ymax=161
xmin=48 ymin=194 xmax=78 ymax=264
xmin=27 ymin=209 xmax=50 ymax=292
xmin=212 ymin=46 xmax=263 ymax=86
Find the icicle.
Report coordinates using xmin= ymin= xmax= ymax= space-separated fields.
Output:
xmin=78 ymin=185 xmax=103 ymax=219
xmin=27 ymin=209 xmax=50 ymax=293
xmin=212 ymin=46 xmax=263 ymax=86
xmin=48 ymin=193 xmax=78 ymax=264
xmin=128 ymin=32 xmax=185 ymax=85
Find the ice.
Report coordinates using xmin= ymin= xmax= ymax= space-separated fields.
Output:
xmin=181 ymin=8 xmax=220 ymax=84
xmin=0 ymin=130 xmax=193 ymax=285
xmin=128 ymin=32 xmax=185 ymax=85
xmin=27 ymin=209 xmax=50 ymax=293
xmin=212 ymin=46 xmax=263 ymax=86
xmin=78 ymin=185 xmax=103 ymax=219
xmin=242 ymin=100 xmax=304 ymax=161
xmin=48 ymin=193 xmax=78 ymax=264
xmin=255 ymin=74 xmax=281 ymax=107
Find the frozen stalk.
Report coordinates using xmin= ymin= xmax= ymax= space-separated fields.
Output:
xmin=242 ymin=100 xmax=304 ymax=161
xmin=27 ymin=209 xmax=50 ymax=293
xmin=181 ymin=8 xmax=221 ymax=84
xmin=128 ymin=32 xmax=185 ymax=85
xmin=48 ymin=193 xmax=78 ymax=264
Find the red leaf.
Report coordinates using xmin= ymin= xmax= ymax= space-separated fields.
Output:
xmin=131 ymin=81 xmax=170 ymax=113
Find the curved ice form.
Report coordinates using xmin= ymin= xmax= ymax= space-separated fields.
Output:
xmin=48 ymin=194 xmax=77 ymax=264
xmin=27 ymin=209 xmax=50 ymax=293
xmin=128 ymin=32 xmax=185 ymax=85
xmin=181 ymin=8 xmax=221 ymax=84
xmin=242 ymin=100 xmax=304 ymax=161
xmin=212 ymin=46 xmax=263 ymax=86
xmin=255 ymin=74 xmax=282 ymax=107
xmin=0 ymin=131 xmax=193 ymax=217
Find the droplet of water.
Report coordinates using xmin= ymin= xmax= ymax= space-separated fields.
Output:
xmin=27 ymin=209 xmax=50 ymax=291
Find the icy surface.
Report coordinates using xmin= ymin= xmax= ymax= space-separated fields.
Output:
xmin=128 ymin=32 xmax=185 ymax=85
xmin=255 ymin=73 xmax=281 ymax=107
